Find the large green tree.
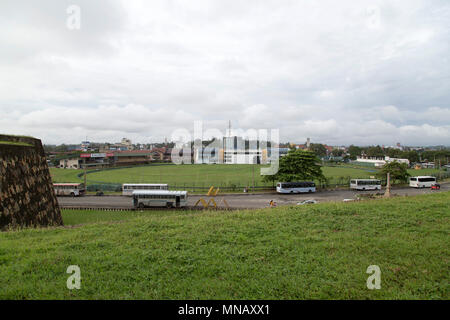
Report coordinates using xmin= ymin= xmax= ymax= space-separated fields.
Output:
xmin=348 ymin=145 xmax=362 ymax=160
xmin=331 ymin=149 xmax=344 ymax=157
xmin=262 ymin=149 xmax=325 ymax=183
xmin=377 ymin=161 xmax=410 ymax=184
xmin=402 ymin=150 xmax=420 ymax=163
xmin=385 ymin=148 xmax=403 ymax=158
xmin=422 ymin=150 xmax=450 ymax=165
xmin=309 ymin=143 xmax=327 ymax=157
xmin=366 ymin=145 xmax=384 ymax=157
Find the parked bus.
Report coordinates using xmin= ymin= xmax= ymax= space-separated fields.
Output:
xmin=132 ymin=190 xmax=188 ymax=208
xmin=350 ymin=179 xmax=381 ymax=191
xmin=122 ymin=183 xmax=168 ymax=196
xmin=53 ymin=183 xmax=85 ymax=197
xmin=409 ymin=176 xmax=437 ymax=188
xmin=276 ymin=181 xmax=316 ymax=193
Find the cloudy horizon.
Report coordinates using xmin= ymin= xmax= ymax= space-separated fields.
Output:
xmin=1 ymin=0 xmax=449 ymax=146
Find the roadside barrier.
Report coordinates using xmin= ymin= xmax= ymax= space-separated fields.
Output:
xmin=60 ymin=206 xmax=239 ymax=211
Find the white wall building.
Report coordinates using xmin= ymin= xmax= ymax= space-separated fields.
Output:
xmin=59 ymin=158 xmax=81 ymax=169
xmin=81 ymin=141 xmax=90 ymax=151
xmin=223 ymin=149 xmax=264 ymax=164
xmin=223 ymin=136 xmax=267 ymax=164
xmin=193 ymin=136 xmax=271 ymax=164
xmin=356 ymin=156 xmax=410 ymax=167
xmin=385 ymin=156 xmax=409 ymax=166
xmin=194 ymin=147 xmax=221 ymax=164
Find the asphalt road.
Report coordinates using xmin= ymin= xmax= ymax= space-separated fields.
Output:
xmin=58 ymin=183 xmax=449 ymax=209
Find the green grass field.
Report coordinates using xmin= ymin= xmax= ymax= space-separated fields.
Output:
xmin=50 ymin=164 xmax=446 ymax=191
xmin=0 ymin=192 xmax=448 ymax=299
xmin=50 ymin=168 xmax=83 ymax=183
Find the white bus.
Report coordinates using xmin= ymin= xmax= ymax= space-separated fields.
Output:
xmin=122 ymin=183 xmax=168 ymax=196
xmin=409 ymin=176 xmax=437 ymax=188
xmin=54 ymin=183 xmax=85 ymax=197
xmin=132 ymin=190 xmax=188 ymax=208
xmin=276 ymin=181 xmax=316 ymax=194
xmin=350 ymin=179 xmax=381 ymax=191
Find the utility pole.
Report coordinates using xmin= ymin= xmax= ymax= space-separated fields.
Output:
xmin=384 ymin=172 xmax=390 ymax=198
xmin=438 ymin=159 xmax=441 ymax=179
xmin=84 ymin=158 xmax=87 ymax=188
xmin=251 ymin=163 xmax=254 ymax=192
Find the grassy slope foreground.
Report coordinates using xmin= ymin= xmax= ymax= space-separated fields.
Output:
xmin=0 ymin=192 xmax=449 ymax=299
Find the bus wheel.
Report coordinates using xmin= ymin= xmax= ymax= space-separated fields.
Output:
xmin=138 ymin=203 xmax=145 ymax=209
xmin=70 ymin=192 xmax=75 ymax=197
xmin=166 ymin=202 xmax=173 ymax=208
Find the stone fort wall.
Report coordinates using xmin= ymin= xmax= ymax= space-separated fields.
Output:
xmin=0 ymin=134 xmax=62 ymax=230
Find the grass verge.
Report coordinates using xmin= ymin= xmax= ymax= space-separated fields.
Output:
xmin=0 ymin=192 xmax=448 ymax=299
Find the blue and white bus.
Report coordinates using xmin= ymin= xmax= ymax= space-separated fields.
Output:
xmin=276 ymin=181 xmax=316 ymax=194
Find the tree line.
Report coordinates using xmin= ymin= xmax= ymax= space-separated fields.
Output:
xmin=345 ymin=145 xmax=450 ymax=164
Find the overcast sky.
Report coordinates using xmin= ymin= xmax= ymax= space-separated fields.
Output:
xmin=1 ymin=0 xmax=449 ymax=146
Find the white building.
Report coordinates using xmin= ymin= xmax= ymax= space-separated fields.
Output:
xmin=385 ymin=156 xmax=410 ymax=166
xmin=223 ymin=136 xmax=267 ymax=164
xmin=193 ymin=136 xmax=271 ymax=164
xmin=81 ymin=141 xmax=90 ymax=151
xmin=59 ymin=158 xmax=81 ymax=169
xmin=223 ymin=149 xmax=264 ymax=164
xmin=194 ymin=147 xmax=221 ymax=164
xmin=356 ymin=156 xmax=410 ymax=167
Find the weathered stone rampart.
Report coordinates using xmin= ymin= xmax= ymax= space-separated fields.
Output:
xmin=0 ymin=135 xmax=62 ymax=230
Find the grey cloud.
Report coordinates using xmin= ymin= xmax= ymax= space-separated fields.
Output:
xmin=0 ymin=0 xmax=449 ymax=146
